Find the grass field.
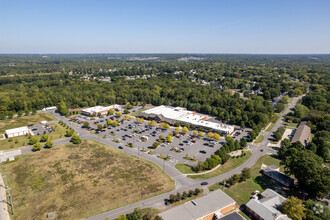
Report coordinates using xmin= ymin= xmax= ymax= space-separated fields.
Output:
xmin=283 ymin=122 xmax=298 ymax=128
xmin=223 ymin=155 xmax=281 ymax=205
xmin=254 ymin=135 xmax=264 ymax=144
xmin=0 ymin=113 xmax=56 ymax=133
xmin=265 ymin=114 xmax=281 ymax=131
xmin=175 ymin=163 xmax=195 ymax=174
xmin=186 ymin=150 xmax=252 ymax=180
xmin=3 ymin=140 xmax=175 ymax=220
xmin=0 ymin=124 xmax=68 ymax=151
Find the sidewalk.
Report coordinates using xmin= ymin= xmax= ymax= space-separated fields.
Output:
xmin=0 ymin=174 xmax=10 ymax=220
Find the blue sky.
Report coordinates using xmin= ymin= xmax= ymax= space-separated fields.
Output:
xmin=0 ymin=0 xmax=329 ymax=53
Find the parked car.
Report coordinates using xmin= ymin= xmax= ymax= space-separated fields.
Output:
xmin=201 ymin=182 xmax=208 ymax=186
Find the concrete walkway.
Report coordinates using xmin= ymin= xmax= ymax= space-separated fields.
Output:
xmin=0 ymin=174 xmax=10 ymax=220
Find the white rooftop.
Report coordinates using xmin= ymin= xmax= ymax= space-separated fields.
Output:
xmin=82 ymin=105 xmax=120 ymax=114
xmin=143 ymin=105 xmax=234 ymax=133
xmin=5 ymin=126 xmax=29 ymax=134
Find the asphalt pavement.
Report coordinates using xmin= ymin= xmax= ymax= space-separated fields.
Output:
xmin=1 ymin=96 xmax=303 ymax=220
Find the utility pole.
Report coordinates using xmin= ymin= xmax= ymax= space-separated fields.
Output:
xmin=2 ymin=170 xmax=14 ymax=215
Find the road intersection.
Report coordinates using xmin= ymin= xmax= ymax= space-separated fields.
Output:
xmin=1 ymin=95 xmax=303 ymax=220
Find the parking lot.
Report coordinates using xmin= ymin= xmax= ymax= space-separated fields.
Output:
xmin=70 ymin=114 xmax=229 ymax=165
xmin=29 ymin=123 xmax=54 ymax=136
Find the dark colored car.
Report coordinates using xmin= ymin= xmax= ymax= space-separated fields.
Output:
xmin=118 ymin=146 xmax=123 ymax=149
xmin=200 ymin=150 xmax=206 ymax=154
xmin=201 ymin=182 xmax=208 ymax=186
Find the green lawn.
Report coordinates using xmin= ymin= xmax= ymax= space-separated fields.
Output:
xmin=223 ymin=155 xmax=281 ymax=205
xmin=283 ymin=122 xmax=298 ymax=128
xmin=175 ymin=163 xmax=195 ymax=174
xmin=265 ymin=114 xmax=281 ymax=131
xmin=186 ymin=151 xmax=252 ymax=180
xmin=0 ymin=113 xmax=56 ymax=133
xmin=254 ymin=135 xmax=264 ymax=143
xmin=0 ymin=124 xmax=68 ymax=151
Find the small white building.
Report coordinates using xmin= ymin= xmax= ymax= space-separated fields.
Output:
xmin=42 ymin=106 xmax=57 ymax=111
xmin=81 ymin=105 xmax=121 ymax=116
xmin=5 ymin=126 xmax=30 ymax=138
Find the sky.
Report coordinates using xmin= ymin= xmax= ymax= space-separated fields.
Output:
xmin=0 ymin=0 xmax=330 ymax=54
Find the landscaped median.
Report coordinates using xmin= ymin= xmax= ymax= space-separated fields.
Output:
xmin=175 ymin=150 xmax=252 ymax=180
xmin=2 ymin=139 xmax=175 ymax=220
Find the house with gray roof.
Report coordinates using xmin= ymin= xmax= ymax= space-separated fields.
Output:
xmin=159 ymin=190 xmax=236 ymax=220
xmin=291 ymin=121 xmax=311 ymax=146
xmin=246 ymin=189 xmax=291 ymax=220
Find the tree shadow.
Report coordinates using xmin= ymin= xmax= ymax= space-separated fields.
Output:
xmin=254 ymin=175 xmax=275 ymax=190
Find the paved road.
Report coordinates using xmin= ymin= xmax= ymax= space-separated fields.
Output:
xmin=2 ymin=96 xmax=303 ymax=220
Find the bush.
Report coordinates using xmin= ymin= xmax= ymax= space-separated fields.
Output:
xmin=194 ymin=188 xmax=201 ymax=195
xmin=169 ymin=194 xmax=177 ymax=203
xmin=71 ymin=134 xmax=82 ymax=144
xmin=33 ymin=142 xmax=42 ymax=151
xmin=40 ymin=134 xmax=48 ymax=142
xmin=188 ymin=190 xmax=194 ymax=197
xmin=28 ymin=136 xmax=38 ymax=145
xmin=273 ymin=127 xmax=285 ymax=141
xmin=65 ymin=129 xmax=74 ymax=137
xmin=44 ymin=139 xmax=53 ymax=148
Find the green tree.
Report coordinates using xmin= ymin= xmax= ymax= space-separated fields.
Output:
xmin=117 ymin=215 xmax=127 ymax=220
xmin=39 ymin=134 xmax=48 ymax=142
xmin=24 ymin=109 xmax=30 ymax=115
xmin=57 ymin=101 xmax=69 ymax=116
xmin=239 ymin=138 xmax=247 ymax=148
xmin=108 ymin=109 xmax=115 ymax=115
xmin=126 ymin=208 xmax=143 ymax=220
xmin=163 ymin=123 xmax=170 ymax=129
xmin=214 ymin=133 xmax=221 ymax=140
xmin=97 ymin=124 xmax=103 ymax=131
xmin=112 ymin=121 xmax=118 ymax=127
xmin=152 ymin=141 xmax=159 ymax=149
xmin=83 ymin=121 xmax=89 ymax=128
xmin=166 ymin=135 xmax=172 ymax=143
xmin=127 ymin=104 xmax=133 ymax=109
xmin=71 ymin=134 xmax=82 ymax=144
xmin=29 ymin=136 xmax=38 ymax=145
xmin=174 ymin=121 xmax=180 ymax=127
xmin=33 ymin=142 xmax=42 ymax=151
xmin=304 ymin=200 xmax=330 ymax=220
xmin=241 ymin=168 xmax=251 ymax=180
xmin=280 ymin=196 xmax=306 ymax=220
xmin=65 ymin=129 xmax=74 ymax=137
xmin=182 ymin=127 xmax=189 ymax=133
xmin=44 ymin=139 xmax=53 ymax=148
xmin=282 ymin=149 xmax=330 ymax=198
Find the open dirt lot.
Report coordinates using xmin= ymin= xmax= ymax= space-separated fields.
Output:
xmin=3 ymin=140 xmax=174 ymax=220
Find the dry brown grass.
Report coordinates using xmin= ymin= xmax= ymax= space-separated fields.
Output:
xmin=3 ymin=140 xmax=174 ymax=220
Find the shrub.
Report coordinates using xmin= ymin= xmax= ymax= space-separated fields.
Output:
xmin=44 ymin=139 xmax=53 ymax=148
xmin=33 ymin=142 xmax=42 ymax=151
xmin=40 ymin=134 xmax=49 ymax=142
xmin=71 ymin=134 xmax=82 ymax=144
